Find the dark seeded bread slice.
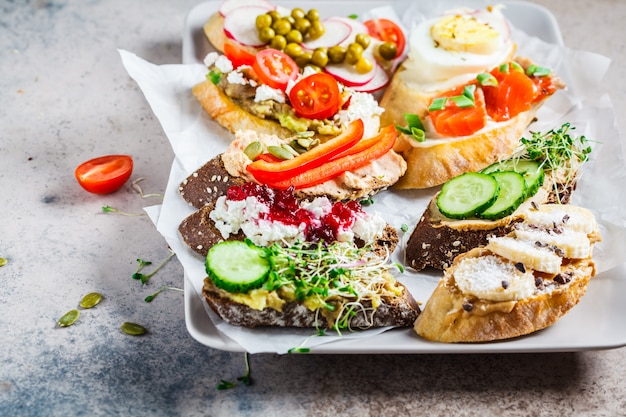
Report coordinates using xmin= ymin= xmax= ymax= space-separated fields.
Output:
xmin=202 ymin=278 xmax=420 ymax=329
xmin=179 ymin=155 xmax=245 ymax=209
xmin=406 ymin=178 xmax=577 ymax=271
xmin=179 ymin=200 xmax=400 ymax=258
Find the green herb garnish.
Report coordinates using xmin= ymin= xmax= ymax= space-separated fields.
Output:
xmin=208 ymin=70 xmax=222 ymax=85
xmin=477 ymin=72 xmax=498 ymax=87
xmin=526 ymin=64 xmax=551 ymax=77
xmin=396 ymin=113 xmax=426 ymax=142
xmin=132 ymin=252 xmax=176 ymax=285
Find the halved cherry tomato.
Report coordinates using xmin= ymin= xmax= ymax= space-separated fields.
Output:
xmin=429 ymin=84 xmax=487 ymax=137
xmin=252 ymin=48 xmax=299 ymax=90
xmin=364 ymin=18 xmax=406 ymax=58
xmin=223 ymin=42 xmax=257 ymax=68
xmin=75 ymin=155 xmax=133 ymax=194
xmin=288 ymin=72 xmax=340 ymax=120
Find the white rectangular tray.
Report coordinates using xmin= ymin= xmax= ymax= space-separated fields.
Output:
xmin=181 ymin=0 xmax=626 ymax=353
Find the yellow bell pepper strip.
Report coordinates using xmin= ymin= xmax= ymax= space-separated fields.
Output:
xmin=246 ymin=119 xmax=364 ymax=184
xmin=263 ymin=125 xmax=398 ymax=189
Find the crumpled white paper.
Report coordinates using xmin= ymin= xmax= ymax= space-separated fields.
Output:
xmin=121 ymin=3 xmax=626 ymax=354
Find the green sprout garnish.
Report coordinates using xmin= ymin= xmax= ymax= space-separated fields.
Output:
xmin=101 ymin=205 xmax=145 ymax=217
xmin=132 ymin=252 xmax=176 ymax=285
xmin=131 ymin=178 xmax=164 ymax=199
xmin=217 ymin=353 xmax=252 ymax=390
xmin=144 ymin=285 xmax=183 ymax=302
xmin=208 ymin=70 xmax=222 ymax=85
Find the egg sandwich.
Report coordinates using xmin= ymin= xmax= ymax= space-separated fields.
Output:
xmin=379 ymin=6 xmax=564 ymax=189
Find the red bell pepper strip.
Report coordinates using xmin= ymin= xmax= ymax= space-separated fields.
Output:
xmin=264 ymin=125 xmax=398 ymax=189
xmin=246 ymin=119 xmax=364 ymax=184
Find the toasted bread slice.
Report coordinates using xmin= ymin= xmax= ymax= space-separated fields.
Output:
xmin=413 ymin=204 xmax=600 ymax=343
xmin=203 ymin=277 xmax=420 ymax=329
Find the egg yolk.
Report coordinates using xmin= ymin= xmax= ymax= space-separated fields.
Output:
xmin=431 ymin=14 xmax=501 ymax=55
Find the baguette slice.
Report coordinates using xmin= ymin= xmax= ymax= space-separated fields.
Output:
xmin=202 ymin=277 xmax=420 ymax=329
xmin=414 ymin=204 xmax=600 ymax=343
xmin=380 ymin=57 xmax=565 ymax=189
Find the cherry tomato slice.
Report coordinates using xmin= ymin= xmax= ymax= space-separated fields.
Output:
xmin=223 ymin=42 xmax=257 ymax=68
xmin=75 ymin=155 xmax=133 ymax=194
xmin=252 ymin=48 xmax=299 ymax=90
xmin=364 ymin=18 xmax=406 ymax=58
xmin=288 ymin=73 xmax=340 ymax=120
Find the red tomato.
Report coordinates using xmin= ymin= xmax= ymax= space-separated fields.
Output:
xmin=75 ymin=155 xmax=133 ymax=194
xmin=252 ymin=48 xmax=299 ymax=90
xmin=364 ymin=18 xmax=406 ymax=58
xmin=288 ymin=73 xmax=340 ymax=120
xmin=223 ymin=42 xmax=256 ymax=68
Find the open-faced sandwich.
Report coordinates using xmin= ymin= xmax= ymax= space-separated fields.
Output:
xmin=405 ymin=123 xmax=592 ymax=272
xmin=414 ymin=202 xmax=601 ymax=343
xmin=178 ymin=181 xmax=420 ymax=330
xmin=379 ymin=6 xmax=565 ymax=189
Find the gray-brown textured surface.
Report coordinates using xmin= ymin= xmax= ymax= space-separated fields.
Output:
xmin=1 ymin=0 xmax=625 ymax=416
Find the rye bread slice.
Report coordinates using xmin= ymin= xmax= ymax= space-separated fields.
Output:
xmin=406 ymin=179 xmax=577 ymax=271
xmin=202 ymin=278 xmax=420 ymax=328
xmin=179 ymin=155 xmax=245 ymax=209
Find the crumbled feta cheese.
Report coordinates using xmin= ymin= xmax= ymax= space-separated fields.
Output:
xmin=209 ymin=196 xmax=269 ymax=239
xmin=242 ymin=219 xmax=305 ymax=247
xmin=215 ymin=55 xmax=234 ymax=73
xmin=302 ymin=197 xmax=332 ymax=218
xmin=335 ymin=92 xmax=384 ymax=137
xmin=352 ymin=212 xmax=386 ymax=242
xmin=203 ymin=52 xmax=219 ymax=68
xmin=255 ymin=84 xmax=285 ymax=103
xmin=226 ymin=70 xmax=247 ymax=85
xmin=285 ymin=67 xmax=318 ymax=95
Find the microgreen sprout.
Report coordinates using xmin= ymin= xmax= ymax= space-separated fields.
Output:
xmin=217 ymin=353 xmax=252 ymax=390
xmin=132 ymin=251 xmax=176 ymax=285
xmin=512 ymin=123 xmax=594 ymax=202
xmin=131 ymin=178 xmax=164 ymax=199
xmin=144 ymin=285 xmax=183 ymax=302
xmin=101 ymin=205 xmax=145 ymax=217
xmin=400 ymin=223 xmax=409 ymax=233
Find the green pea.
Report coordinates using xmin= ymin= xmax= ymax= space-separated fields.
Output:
xmin=258 ymin=26 xmax=276 ymax=43
xmin=308 ymin=20 xmax=325 ymax=40
xmin=255 ymin=13 xmax=273 ymax=30
xmin=284 ymin=42 xmax=304 ymax=58
xmin=294 ymin=17 xmax=311 ymax=35
xmin=285 ymin=29 xmax=303 ymax=44
xmin=328 ymin=45 xmax=347 ymax=64
xmin=291 ymin=7 xmax=306 ymax=20
xmin=355 ymin=33 xmax=371 ymax=49
xmin=345 ymin=42 xmax=363 ymax=65
xmin=267 ymin=10 xmax=281 ymax=23
xmin=378 ymin=41 xmax=397 ymax=60
xmin=311 ymin=47 xmax=329 ymax=67
xmin=295 ymin=51 xmax=312 ymax=67
xmin=355 ymin=57 xmax=374 ymax=74
xmin=306 ymin=9 xmax=320 ymax=21
xmin=272 ymin=18 xmax=292 ymax=36
xmin=270 ymin=35 xmax=287 ymax=51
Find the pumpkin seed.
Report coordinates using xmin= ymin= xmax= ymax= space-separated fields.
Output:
xmin=289 ymin=140 xmax=308 ymax=154
xmin=121 ymin=322 xmax=147 ymax=336
xmin=243 ymin=141 xmax=264 ymax=160
xmin=268 ymin=145 xmax=293 ymax=160
xmin=0 ymin=258 xmax=7 ymax=267
xmin=79 ymin=292 xmax=103 ymax=309
xmin=281 ymin=143 xmax=300 ymax=157
xmin=58 ymin=309 xmax=80 ymax=327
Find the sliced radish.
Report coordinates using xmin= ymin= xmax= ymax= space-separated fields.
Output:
xmin=223 ymin=5 xmax=273 ymax=47
xmin=219 ymin=0 xmax=275 ymax=17
xmin=301 ymin=18 xmax=352 ymax=50
xmin=324 ymin=62 xmax=376 ymax=87
xmin=325 ymin=16 xmax=369 ymax=46
xmin=351 ymin=64 xmax=389 ymax=93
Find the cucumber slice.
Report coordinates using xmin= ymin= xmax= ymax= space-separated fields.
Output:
xmin=478 ymin=171 xmax=527 ymax=220
xmin=206 ymin=240 xmax=270 ymax=293
xmin=481 ymin=159 xmax=544 ymax=197
xmin=437 ymin=172 xmax=499 ymax=219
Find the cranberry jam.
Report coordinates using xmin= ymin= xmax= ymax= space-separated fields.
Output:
xmin=226 ymin=183 xmax=364 ymax=243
